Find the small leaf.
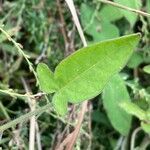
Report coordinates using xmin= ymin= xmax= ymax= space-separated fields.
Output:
xmin=120 ymin=102 xmax=146 ymax=120
xmin=114 ymin=0 xmax=141 ymax=26
xmin=127 ymin=52 xmax=143 ymax=68
xmin=143 ymin=65 xmax=150 ymax=74
xmin=53 ymin=34 xmax=140 ymax=115
xmin=80 ymin=4 xmax=119 ymax=42
xmin=102 ymin=74 xmax=131 ymax=135
xmin=37 ymin=63 xmax=59 ymax=93
xmin=99 ymin=5 xmax=123 ymax=22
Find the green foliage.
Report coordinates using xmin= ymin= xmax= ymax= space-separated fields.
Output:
xmin=0 ymin=103 xmax=51 ymax=132
xmin=141 ymin=122 xmax=150 ymax=133
xmin=99 ymin=5 xmax=123 ymax=22
xmin=143 ymin=65 xmax=150 ymax=74
xmin=114 ymin=0 xmax=141 ymax=26
xmin=0 ymin=0 xmax=150 ymax=148
xmin=121 ymin=101 xmax=150 ymax=133
xmin=120 ymin=102 xmax=146 ymax=121
xmin=80 ymin=3 xmax=119 ymax=42
xmin=37 ymin=63 xmax=59 ymax=93
xmin=37 ymin=34 xmax=140 ymax=115
xmin=127 ymin=51 xmax=143 ymax=68
xmin=134 ymin=99 xmax=149 ymax=111
xmin=147 ymin=0 xmax=150 ymax=14
xmin=102 ymin=74 xmax=131 ymax=135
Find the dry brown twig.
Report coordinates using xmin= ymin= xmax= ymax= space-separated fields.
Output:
xmin=56 ymin=0 xmax=88 ymax=149
xmin=57 ymin=0 xmax=75 ymax=56
xmin=66 ymin=102 xmax=88 ymax=150
xmin=57 ymin=0 xmax=70 ymax=56
xmin=54 ymin=105 xmax=76 ymax=149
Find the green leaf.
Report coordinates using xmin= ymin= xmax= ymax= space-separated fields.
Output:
xmin=99 ymin=5 xmax=123 ymax=22
xmin=134 ymin=99 xmax=149 ymax=111
xmin=80 ymin=4 xmax=119 ymax=42
xmin=102 ymin=74 xmax=131 ymax=135
xmin=37 ymin=63 xmax=59 ymax=93
xmin=127 ymin=51 xmax=143 ymax=68
xmin=53 ymin=34 xmax=140 ymax=115
xmin=120 ymin=102 xmax=146 ymax=120
xmin=146 ymin=0 xmax=150 ymax=30
xmin=143 ymin=65 xmax=150 ymax=74
xmin=147 ymin=0 xmax=150 ymax=14
xmin=92 ymin=111 xmax=110 ymax=127
xmin=53 ymin=94 xmax=68 ymax=116
xmin=114 ymin=0 xmax=141 ymax=26
xmin=141 ymin=122 xmax=150 ymax=133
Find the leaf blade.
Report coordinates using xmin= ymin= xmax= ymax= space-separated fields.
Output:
xmin=37 ymin=63 xmax=59 ymax=94
xmin=53 ymin=34 xmax=140 ymax=114
xmin=80 ymin=4 xmax=119 ymax=42
xmin=114 ymin=0 xmax=141 ymax=26
xmin=102 ymin=74 xmax=132 ymax=135
xmin=143 ymin=65 xmax=150 ymax=74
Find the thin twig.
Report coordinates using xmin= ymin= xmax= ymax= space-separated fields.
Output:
xmin=121 ymin=136 xmax=128 ymax=150
xmin=58 ymin=0 xmax=88 ymax=149
xmin=130 ymin=127 xmax=142 ymax=150
xmin=65 ymin=0 xmax=87 ymax=47
xmin=21 ymin=77 xmax=36 ymax=150
xmin=54 ymin=111 xmax=74 ymax=149
xmin=98 ymin=0 xmax=150 ymax=17
xmin=66 ymin=102 xmax=87 ymax=150
xmin=0 ymin=27 xmax=38 ymax=82
xmin=55 ymin=0 xmax=88 ymax=150
xmin=87 ymin=103 xmax=92 ymax=150
xmin=12 ymin=124 xmax=24 ymax=149
xmin=0 ymin=89 xmax=45 ymax=100
xmin=55 ymin=133 xmax=73 ymax=150
xmin=35 ymin=122 xmax=42 ymax=150
xmin=115 ymin=136 xmax=124 ymax=150
xmin=0 ymin=103 xmax=51 ymax=133
xmin=57 ymin=0 xmax=70 ymax=56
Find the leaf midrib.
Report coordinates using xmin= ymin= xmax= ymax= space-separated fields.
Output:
xmin=55 ymin=49 xmax=126 ymax=94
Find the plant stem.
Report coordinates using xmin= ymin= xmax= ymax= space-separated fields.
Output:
xmin=0 ymin=89 xmax=45 ymax=100
xmin=0 ymin=27 xmax=38 ymax=82
xmin=21 ymin=77 xmax=37 ymax=150
xmin=65 ymin=0 xmax=87 ymax=47
xmin=0 ymin=103 xmax=51 ymax=133
xmin=98 ymin=0 xmax=150 ymax=17
xmin=58 ymin=0 xmax=88 ymax=149
xmin=130 ymin=127 xmax=142 ymax=150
